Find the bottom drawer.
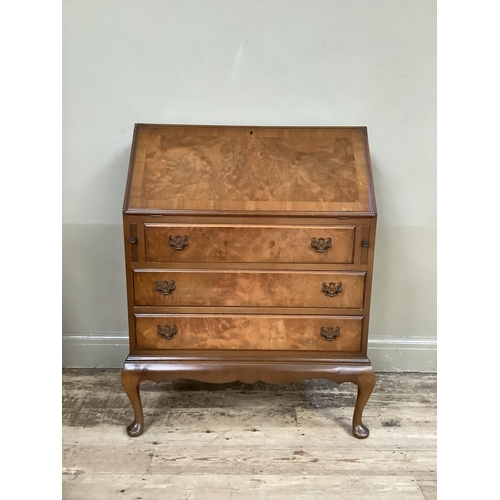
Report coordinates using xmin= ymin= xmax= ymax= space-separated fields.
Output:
xmin=135 ymin=315 xmax=363 ymax=352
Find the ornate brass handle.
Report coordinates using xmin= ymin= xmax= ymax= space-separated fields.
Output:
xmin=169 ymin=235 xmax=189 ymax=250
xmin=322 ymin=282 xmax=342 ymax=297
xmin=155 ymin=280 xmax=176 ymax=295
xmin=157 ymin=324 xmax=178 ymax=340
xmin=320 ymin=326 xmax=341 ymax=341
xmin=311 ymin=237 xmax=332 ymax=253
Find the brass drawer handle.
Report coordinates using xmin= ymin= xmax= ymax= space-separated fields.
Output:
xmin=311 ymin=237 xmax=332 ymax=253
xmin=155 ymin=280 xmax=176 ymax=295
xmin=320 ymin=326 xmax=341 ymax=341
xmin=169 ymin=235 xmax=189 ymax=250
xmin=322 ymin=282 xmax=342 ymax=297
xmin=157 ymin=324 xmax=178 ymax=340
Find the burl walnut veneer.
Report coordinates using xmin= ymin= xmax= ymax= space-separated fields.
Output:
xmin=122 ymin=125 xmax=377 ymax=439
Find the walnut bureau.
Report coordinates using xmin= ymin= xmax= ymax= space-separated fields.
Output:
xmin=121 ymin=124 xmax=377 ymax=439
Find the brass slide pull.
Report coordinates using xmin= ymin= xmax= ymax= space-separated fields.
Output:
xmin=322 ymin=282 xmax=342 ymax=297
xmin=320 ymin=327 xmax=341 ymax=341
xmin=157 ymin=324 xmax=178 ymax=340
xmin=311 ymin=237 xmax=332 ymax=253
xmin=169 ymin=235 xmax=189 ymax=250
xmin=155 ymin=280 xmax=176 ymax=295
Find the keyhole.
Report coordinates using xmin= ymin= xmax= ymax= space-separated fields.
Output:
xmin=250 ymin=130 xmax=253 ymax=135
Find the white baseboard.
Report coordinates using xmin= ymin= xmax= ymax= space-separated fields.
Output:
xmin=62 ymin=333 xmax=436 ymax=372
xmin=367 ymin=337 xmax=437 ymax=372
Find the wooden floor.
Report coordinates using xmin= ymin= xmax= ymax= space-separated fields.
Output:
xmin=62 ymin=370 xmax=436 ymax=499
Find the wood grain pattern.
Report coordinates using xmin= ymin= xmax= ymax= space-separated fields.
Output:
xmin=125 ymin=125 xmax=373 ymax=214
xmin=135 ymin=315 xmax=363 ymax=351
xmin=133 ymin=270 xmax=366 ymax=308
xmin=63 ymin=474 xmax=428 ymax=500
xmin=144 ymin=224 xmax=355 ymax=264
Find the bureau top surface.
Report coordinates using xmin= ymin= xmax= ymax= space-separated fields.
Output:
xmin=124 ymin=124 xmax=376 ymax=216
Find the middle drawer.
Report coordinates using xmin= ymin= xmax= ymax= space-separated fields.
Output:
xmin=133 ymin=270 xmax=366 ymax=308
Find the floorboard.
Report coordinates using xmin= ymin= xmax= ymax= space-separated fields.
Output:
xmin=62 ymin=370 xmax=436 ymax=499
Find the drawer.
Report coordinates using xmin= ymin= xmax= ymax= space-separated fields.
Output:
xmin=134 ymin=270 xmax=365 ymax=308
xmin=144 ymin=224 xmax=355 ymax=264
xmin=135 ymin=314 xmax=363 ymax=351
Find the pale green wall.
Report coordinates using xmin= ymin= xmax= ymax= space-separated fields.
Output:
xmin=63 ymin=0 xmax=436 ymax=371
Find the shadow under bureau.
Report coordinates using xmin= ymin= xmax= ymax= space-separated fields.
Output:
xmin=121 ymin=124 xmax=377 ymax=438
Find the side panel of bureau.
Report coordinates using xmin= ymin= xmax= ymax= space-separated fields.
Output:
xmin=135 ymin=314 xmax=363 ymax=352
xmin=133 ymin=269 xmax=365 ymax=308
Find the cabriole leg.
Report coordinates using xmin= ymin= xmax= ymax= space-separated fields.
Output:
xmin=352 ymin=369 xmax=376 ymax=439
xmin=121 ymin=369 xmax=144 ymax=437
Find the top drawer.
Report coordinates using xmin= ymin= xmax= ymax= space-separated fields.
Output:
xmin=144 ymin=224 xmax=355 ymax=264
